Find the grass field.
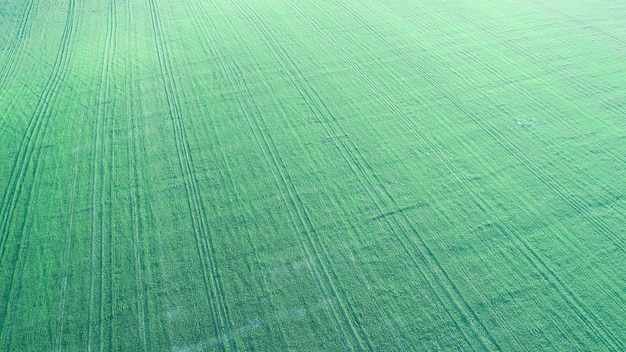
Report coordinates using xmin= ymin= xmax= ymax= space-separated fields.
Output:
xmin=1 ymin=0 xmax=625 ymax=350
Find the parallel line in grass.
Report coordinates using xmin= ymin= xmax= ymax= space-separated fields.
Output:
xmin=419 ymin=13 xmax=623 ymax=352
xmin=282 ymin=1 xmax=487 ymax=348
xmin=181 ymin=1 xmax=294 ymax=348
xmin=287 ymin=1 xmax=527 ymax=347
xmin=0 ymin=0 xmax=35 ymax=95
xmin=526 ymin=0 xmax=626 ymax=47
xmin=320 ymin=128 xmax=472 ymax=351
xmin=447 ymin=0 xmax=626 ymax=169
xmin=386 ymin=0 xmax=626 ymax=328
xmin=449 ymin=99 xmax=622 ymax=349
xmin=422 ymin=46 xmax=624 ymax=351
xmin=420 ymin=0 xmax=625 ymax=169
xmin=233 ymin=3 xmax=464 ymax=349
xmin=193 ymin=1 xmax=355 ymax=346
xmin=442 ymin=11 xmax=626 ymax=312
xmin=226 ymin=58 xmax=354 ymax=351
xmin=146 ymin=0 xmax=234 ymax=349
xmin=391 ymin=136 xmax=583 ymax=346
xmin=123 ymin=1 xmax=150 ymax=350
xmin=238 ymin=5 xmax=476 ymax=348
xmin=179 ymin=1 xmax=299 ymax=348
xmin=290 ymin=119 xmax=409 ymax=348
xmin=331 ymin=2 xmax=624 ymax=349
xmin=296 ymin=1 xmax=598 ymax=347
xmin=0 ymin=0 xmax=80 ymax=345
xmin=308 ymin=0 xmax=572 ymax=350
xmin=56 ymin=79 xmax=88 ymax=352
xmin=437 ymin=1 xmax=626 ymax=248
xmin=297 ymin=1 xmax=504 ymax=349
xmin=0 ymin=0 xmax=74 ymax=267
xmin=229 ymin=2 xmax=376 ymax=350
xmin=103 ymin=1 xmax=117 ymax=349
xmin=416 ymin=0 xmax=626 ymax=322
xmin=470 ymin=121 xmax=624 ymax=350
xmin=301 ymin=166 xmax=407 ymax=350
xmin=304 ymin=0 xmax=525 ymax=340
xmin=86 ymin=1 xmax=117 ymax=350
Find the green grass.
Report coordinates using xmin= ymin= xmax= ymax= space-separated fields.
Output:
xmin=1 ymin=0 xmax=625 ymax=350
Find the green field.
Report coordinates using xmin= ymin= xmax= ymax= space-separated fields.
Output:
xmin=1 ymin=0 xmax=625 ymax=350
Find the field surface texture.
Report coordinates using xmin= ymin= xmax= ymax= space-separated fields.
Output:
xmin=1 ymin=0 xmax=625 ymax=350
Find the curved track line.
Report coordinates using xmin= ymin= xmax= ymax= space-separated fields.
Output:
xmin=0 ymin=0 xmax=80 ymax=346
xmin=0 ymin=0 xmax=35 ymax=95
xmin=122 ymin=0 xmax=150 ymax=350
xmin=337 ymin=1 xmax=624 ymax=348
xmin=146 ymin=0 xmax=234 ymax=349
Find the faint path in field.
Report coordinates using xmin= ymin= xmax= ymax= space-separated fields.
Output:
xmin=427 ymin=0 xmax=626 ymax=248
xmin=173 ymin=298 xmax=334 ymax=352
xmin=146 ymin=0 xmax=234 ymax=349
xmin=229 ymin=0 xmax=497 ymax=349
xmin=0 ymin=0 xmax=38 ymax=270
xmin=408 ymin=2 xmax=626 ymax=348
xmin=209 ymin=1 xmax=374 ymax=349
xmin=0 ymin=0 xmax=35 ymax=97
xmin=194 ymin=7 xmax=355 ymax=349
xmin=122 ymin=0 xmax=151 ymax=350
xmin=0 ymin=0 xmax=81 ymax=349
xmin=86 ymin=0 xmax=117 ymax=350
xmin=285 ymin=0 xmax=530 ymax=348
xmin=56 ymin=76 xmax=88 ymax=352
xmin=0 ymin=0 xmax=77 ymax=263
xmin=333 ymin=0 xmax=625 ymax=349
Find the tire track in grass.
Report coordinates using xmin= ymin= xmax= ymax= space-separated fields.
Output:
xmin=227 ymin=2 xmax=375 ymax=349
xmin=420 ymin=0 xmax=626 ymax=172
xmin=314 ymin=131 xmax=468 ymax=350
xmin=103 ymin=2 xmax=117 ymax=349
xmin=0 ymin=0 xmax=80 ymax=341
xmin=146 ymin=0 xmax=234 ymax=349
xmin=225 ymin=58 xmax=355 ymax=351
xmin=178 ymin=1 xmax=323 ymax=348
xmin=446 ymin=101 xmax=622 ymax=349
xmin=284 ymin=1 xmax=528 ymax=348
xmin=210 ymin=123 xmax=291 ymax=349
xmin=374 ymin=0 xmax=626 ymax=334
xmin=340 ymin=1 xmax=624 ymax=348
xmin=401 ymin=0 xmax=625 ymax=180
xmin=0 ymin=0 xmax=76 ymax=269
xmin=57 ymin=90 xmax=88 ymax=352
xmin=526 ymin=0 xmax=626 ymax=47
xmin=216 ymin=143 xmax=291 ymax=349
xmin=326 ymin=28 xmax=497 ymax=352
xmin=1 ymin=136 xmax=46 ymax=350
xmin=426 ymin=1 xmax=626 ymax=248
xmin=86 ymin=1 xmax=116 ymax=350
xmin=168 ymin=5 xmax=294 ymax=345
xmin=281 ymin=1 xmax=470 ymax=348
xmin=186 ymin=1 xmax=357 ymax=347
xmin=235 ymin=1 xmax=501 ymax=349
xmin=285 ymin=1 xmax=527 ymax=347
xmin=296 ymin=1 xmax=591 ymax=347
xmin=123 ymin=1 xmax=150 ymax=349
xmin=0 ymin=0 xmax=35 ymax=95
xmin=232 ymin=3 xmax=467 ymax=349
xmin=300 ymin=141 xmax=406 ymax=351
xmin=402 ymin=3 xmax=626 ymax=344
xmin=301 ymin=139 xmax=406 ymax=349
xmin=392 ymin=4 xmax=623 ymax=348
xmin=441 ymin=26 xmax=626 ymax=316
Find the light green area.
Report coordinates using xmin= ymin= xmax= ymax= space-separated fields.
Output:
xmin=1 ymin=0 xmax=625 ymax=350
